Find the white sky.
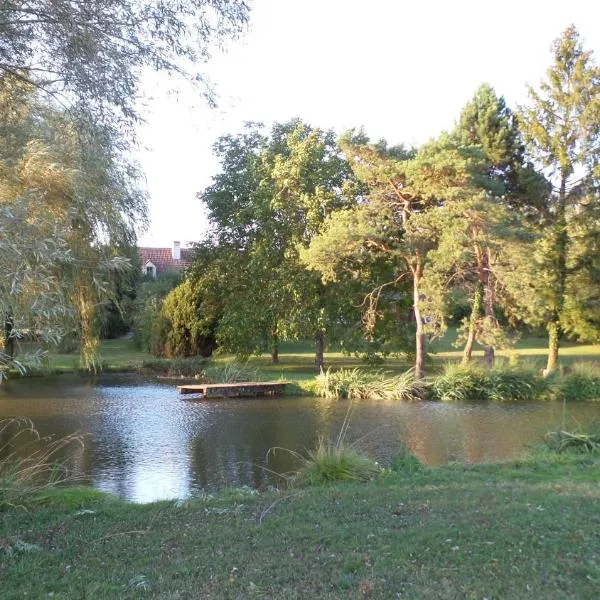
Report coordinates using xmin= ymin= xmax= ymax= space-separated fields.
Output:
xmin=136 ymin=0 xmax=600 ymax=247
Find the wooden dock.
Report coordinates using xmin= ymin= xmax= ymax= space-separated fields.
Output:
xmin=177 ymin=381 xmax=287 ymax=399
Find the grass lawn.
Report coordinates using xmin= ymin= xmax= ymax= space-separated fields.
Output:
xmin=1 ymin=453 xmax=599 ymax=599
xmin=28 ymin=328 xmax=600 ymax=383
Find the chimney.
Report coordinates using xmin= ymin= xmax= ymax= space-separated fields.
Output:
xmin=172 ymin=241 xmax=181 ymax=260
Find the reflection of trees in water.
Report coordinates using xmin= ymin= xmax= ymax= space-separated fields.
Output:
xmin=188 ymin=399 xmax=324 ymax=492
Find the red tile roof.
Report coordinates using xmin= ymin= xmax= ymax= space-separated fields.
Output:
xmin=139 ymin=247 xmax=193 ymax=275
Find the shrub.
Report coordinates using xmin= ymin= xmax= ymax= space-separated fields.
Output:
xmin=0 ymin=417 xmax=82 ymax=509
xmin=391 ymin=443 xmax=424 ymax=474
xmin=315 ymin=367 xmax=372 ymax=399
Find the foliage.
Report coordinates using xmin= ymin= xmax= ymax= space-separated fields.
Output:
xmin=432 ymin=362 xmax=553 ymax=403
xmin=0 ymin=76 xmax=147 ymax=375
xmin=0 ymin=418 xmax=82 ymax=509
xmin=431 ymin=362 xmax=488 ymax=402
xmin=194 ymin=120 xmax=360 ymax=366
xmin=0 ymin=0 xmax=250 ymax=135
xmin=517 ymin=26 xmax=600 ymax=372
xmin=159 ymin=279 xmax=217 ymax=358
xmin=271 ymin=413 xmax=381 ymax=487
xmin=391 ymin=443 xmax=424 ymax=474
xmin=132 ymin=272 xmax=181 ymax=353
xmin=290 ymin=439 xmax=381 ymax=487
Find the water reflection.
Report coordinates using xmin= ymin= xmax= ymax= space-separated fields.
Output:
xmin=1 ymin=375 xmax=598 ymax=503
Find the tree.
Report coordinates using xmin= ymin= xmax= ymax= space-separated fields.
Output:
xmin=0 ymin=200 xmax=73 ymax=379
xmin=304 ymin=131 xmax=487 ymax=378
xmin=0 ymin=1 xmax=250 ymax=134
xmin=446 ymin=84 xmax=532 ymax=366
xmin=196 ymin=120 xmax=358 ymax=370
xmin=0 ymin=75 xmax=146 ymax=371
xmin=160 ymin=279 xmax=217 ymax=358
xmin=519 ymin=26 xmax=600 ymax=373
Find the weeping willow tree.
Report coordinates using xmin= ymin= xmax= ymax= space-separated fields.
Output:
xmin=0 ymin=75 xmax=147 ymax=373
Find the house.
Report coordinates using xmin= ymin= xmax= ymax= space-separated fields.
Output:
xmin=139 ymin=241 xmax=193 ymax=278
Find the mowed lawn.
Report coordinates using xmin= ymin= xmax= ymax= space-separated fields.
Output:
xmin=37 ymin=328 xmax=600 ymax=381
xmin=1 ymin=454 xmax=599 ymax=599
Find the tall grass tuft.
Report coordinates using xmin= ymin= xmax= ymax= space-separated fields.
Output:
xmin=270 ymin=410 xmax=381 ymax=487
xmin=204 ymin=360 xmax=264 ymax=383
xmin=486 ymin=366 xmax=549 ymax=403
xmin=545 ymin=428 xmax=600 ymax=453
xmin=432 ymin=362 xmax=487 ymax=402
xmin=552 ymin=363 xmax=600 ymax=402
xmin=315 ymin=368 xmax=427 ymax=401
xmin=433 ymin=363 xmax=549 ymax=403
xmin=0 ymin=417 xmax=83 ymax=508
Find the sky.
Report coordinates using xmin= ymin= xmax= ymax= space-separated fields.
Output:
xmin=136 ymin=0 xmax=600 ymax=248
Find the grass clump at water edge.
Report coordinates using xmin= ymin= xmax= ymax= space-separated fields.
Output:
xmin=0 ymin=417 xmax=82 ymax=509
xmin=315 ymin=367 xmax=427 ymax=401
xmin=269 ymin=410 xmax=381 ymax=487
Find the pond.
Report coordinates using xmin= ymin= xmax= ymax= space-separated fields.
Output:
xmin=1 ymin=375 xmax=598 ymax=503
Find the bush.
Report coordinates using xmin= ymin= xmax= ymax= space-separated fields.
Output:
xmin=486 ymin=367 xmax=549 ymax=403
xmin=391 ymin=443 xmax=424 ymax=474
xmin=1 ymin=418 xmax=82 ymax=509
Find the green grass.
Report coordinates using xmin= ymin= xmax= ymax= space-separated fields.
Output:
xmin=1 ymin=453 xmax=599 ymax=599
xmin=10 ymin=331 xmax=600 ymax=403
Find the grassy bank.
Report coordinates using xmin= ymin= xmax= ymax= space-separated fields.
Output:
xmin=1 ymin=452 xmax=599 ymax=599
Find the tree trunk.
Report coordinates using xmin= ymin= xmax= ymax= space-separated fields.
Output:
xmin=271 ymin=330 xmax=279 ymax=365
xmin=412 ymin=262 xmax=426 ymax=380
xmin=545 ymin=176 xmax=568 ymax=375
xmin=462 ymin=281 xmax=483 ymax=365
xmin=544 ymin=320 xmax=560 ymax=376
xmin=4 ymin=307 xmax=15 ymax=358
xmin=314 ymin=330 xmax=325 ymax=373
xmin=482 ymin=248 xmax=495 ymax=368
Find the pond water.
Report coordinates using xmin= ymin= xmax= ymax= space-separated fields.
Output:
xmin=1 ymin=375 xmax=598 ymax=503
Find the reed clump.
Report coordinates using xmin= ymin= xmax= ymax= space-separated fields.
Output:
xmin=315 ymin=367 xmax=426 ymax=402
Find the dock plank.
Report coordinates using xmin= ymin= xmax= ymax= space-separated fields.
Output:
xmin=177 ymin=381 xmax=287 ymax=399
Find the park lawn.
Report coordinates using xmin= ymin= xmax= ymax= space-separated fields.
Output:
xmin=1 ymin=452 xmax=599 ymax=599
xmin=35 ymin=329 xmax=600 ymax=383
